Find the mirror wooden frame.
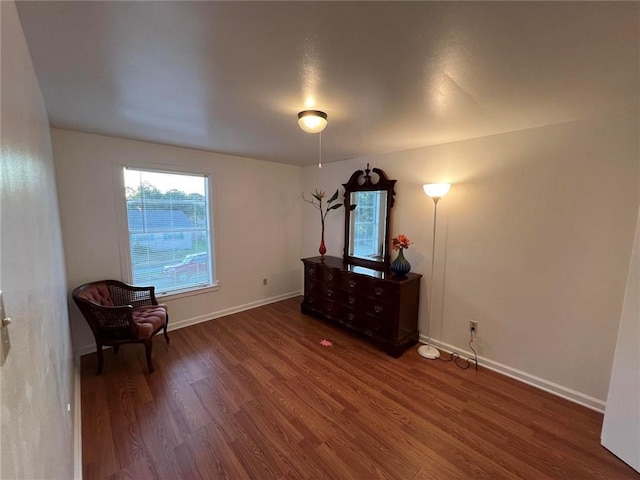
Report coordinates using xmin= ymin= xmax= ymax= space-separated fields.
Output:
xmin=342 ymin=164 xmax=396 ymax=270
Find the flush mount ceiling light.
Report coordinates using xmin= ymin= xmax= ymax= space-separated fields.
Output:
xmin=298 ymin=110 xmax=328 ymax=168
xmin=297 ymin=110 xmax=328 ymax=134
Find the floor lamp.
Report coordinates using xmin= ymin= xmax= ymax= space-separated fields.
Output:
xmin=418 ymin=183 xmax=451 ymax=360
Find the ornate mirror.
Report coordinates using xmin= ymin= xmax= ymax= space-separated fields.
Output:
xmin=343 ymin=164 xmax=396 ymax=270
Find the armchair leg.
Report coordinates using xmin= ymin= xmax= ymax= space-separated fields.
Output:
xmin=163 ymin=322 xmax=170 ymax=344
xmin=144 ymin=339 xmax=154 ymax=373
xmin=96 ymin=342 xmax=104 ymax=375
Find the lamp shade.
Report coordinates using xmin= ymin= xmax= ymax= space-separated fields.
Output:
xmin=297 ymin=110 xmax=328 ymax=133
xmin=423 ymin=183 xmax=451 ymax=199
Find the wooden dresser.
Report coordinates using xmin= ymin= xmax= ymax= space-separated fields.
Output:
xmin=301 ymin=256 xmax=421 ymax=356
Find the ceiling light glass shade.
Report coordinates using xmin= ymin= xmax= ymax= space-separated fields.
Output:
xmin=297 ymin=110 xmax=328 ymax=133
xmin=423 ymin=183 xmax=451 ymax=198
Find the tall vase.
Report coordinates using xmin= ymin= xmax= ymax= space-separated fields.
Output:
xmin=390 ymin=248 xmax=411 ymax=277
xmin=318 ymin=229 xmax=327 ymax=257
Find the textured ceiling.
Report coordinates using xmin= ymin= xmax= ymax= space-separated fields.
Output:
xmin=15 ymin=1 xmax=639 ymax=166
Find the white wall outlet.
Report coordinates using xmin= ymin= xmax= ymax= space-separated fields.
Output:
xmin=262 ymin=278 xmax=268 ymax=286
xmin=469 ymin=319 xmax=479 ymax=335
xmin=0 ymin=291 xmax=11 ymax=367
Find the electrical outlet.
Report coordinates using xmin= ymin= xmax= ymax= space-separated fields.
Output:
xmin=469 ymin=319 xmax=478 ymax=335
xmin=0 ymin=291 xmax=11 ymax=367
xmin=262 ymin=278 xmax=268 ymax=286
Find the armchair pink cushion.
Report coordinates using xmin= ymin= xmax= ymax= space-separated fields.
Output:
xmin=133 ymin=304 xmax=168 ymax=339
xmin=78 ymin=282 xmax=114 ymax=306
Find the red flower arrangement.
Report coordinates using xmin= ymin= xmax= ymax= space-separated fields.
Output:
xmin=392 ymin=234 xmax=412 ymax=250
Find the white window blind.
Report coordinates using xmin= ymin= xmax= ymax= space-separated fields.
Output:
xmin=124 ymin=168 xmax=214 ymax=295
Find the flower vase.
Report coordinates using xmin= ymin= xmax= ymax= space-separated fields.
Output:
xmin=390 ymin=248 xmax=411 ymax=277
xmin=318 ymin=229 xmax=327 ymax=257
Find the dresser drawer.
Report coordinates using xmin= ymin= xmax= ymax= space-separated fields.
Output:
xmin=305 ymin=263 xmax=321 ymax=280
xmin=305 ymin=277 xmax=322 ymax=295
xmin=323 ymin=298 xmax=343 ymax=320
xmin=365 ymin=299 xmax=394 ymax=321
xmin=343 ymin=291 xmax=361 ymax=309
xmin=367 ymin=279 xmax=398 ymax=303
xmin=365 ymin=315 xmax=393 ymax=340
xmin=304 ymin=292 xmax=324 ymax=311
xmin=323 ymin=267 xmax=341 ymax=285
xmin=342 ymin=307 xmax=369 ymax=333
xmin=340 ymin=274 xmax=398 ymax=304
xmin=322 ymin=284 xmax=343 ymax=303
xmin=305 ymin=294 xmax=343 ymax=322
xmin=341 ymin=274 xmax=369 ymax=292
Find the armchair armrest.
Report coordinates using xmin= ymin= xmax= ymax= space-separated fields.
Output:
xmin=73 ymin=298 xmax=136 ymax=336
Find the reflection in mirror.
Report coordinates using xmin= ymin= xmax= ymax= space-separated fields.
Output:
xmin=347 ymin=264 xmax=385 ymax=279
xmin=343 ymin=165 xmax=396 ymax=270
xmin=348 ymin=191 xmax=388 ymax=262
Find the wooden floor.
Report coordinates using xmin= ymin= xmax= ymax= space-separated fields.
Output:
xmin=81 ymin=297 xmax=637 ymax=480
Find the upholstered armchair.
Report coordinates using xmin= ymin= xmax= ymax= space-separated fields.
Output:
xmin=72 ymin=280 xmax=169 ymax=374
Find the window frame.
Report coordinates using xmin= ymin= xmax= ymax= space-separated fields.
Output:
xmin=114 ymin=163 xmax=219 ymax=299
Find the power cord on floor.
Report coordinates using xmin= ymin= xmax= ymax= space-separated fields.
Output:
xmin=468 ymin=340 xmax=479 ymax=371
xmin=436 ymin=336 xmax=479 ymax=371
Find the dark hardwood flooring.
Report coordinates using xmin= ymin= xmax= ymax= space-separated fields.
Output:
xmin=81 ymin=297 xmax=638 ymax=479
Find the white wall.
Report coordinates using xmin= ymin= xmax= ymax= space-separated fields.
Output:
xmin=52 ymin=129 xmax=302 ymax=352
xmin=0 ymin=2 xmax=75 ymax=478
xmin=602 ymin=208 xmax=640 ymax=472
xmin=302 ymin=114 xmax=638 ymax=407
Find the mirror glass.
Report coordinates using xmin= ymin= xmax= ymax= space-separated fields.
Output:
xmin=347 ymin=263 xmax=385 ymax=278
xmin=348 ymin=191 xmax=388 ymax=262
xmin=343 ymin=165 xmax=396 ymax=270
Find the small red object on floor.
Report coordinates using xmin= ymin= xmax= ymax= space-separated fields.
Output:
xmin=320 ymin=339 xmax=333 ymax=347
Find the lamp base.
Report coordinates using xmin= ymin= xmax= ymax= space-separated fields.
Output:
xmin=418 ymin=344 xmax=440 ymax=360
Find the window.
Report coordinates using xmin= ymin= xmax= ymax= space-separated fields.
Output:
xmin=123 ymin=168 xmax=215 ymax=296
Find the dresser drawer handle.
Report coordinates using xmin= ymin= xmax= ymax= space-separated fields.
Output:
xmin=308 ymin=297 xmax=314 ymax=304
xmin=309 ymin=268 xmax=315 ymax=275
xmin=348 ymin=296 xmax=356 ymax=305
xmin=326 ymin=304 xmax=333 ymax=312
xmin=349 ymin=280 xmax=356 ymax=288
xmin=374 ymin=287 xmax=383 ymax=295
xmin=327 ymin=289 xmax=333 ymax=297
xmin=348 ymin=312 xmax=356 ymax=321
xmin=328 ymin=273 xmax=334 ymax=280
xmin=374 ymin=305 xmax=383 ymax=314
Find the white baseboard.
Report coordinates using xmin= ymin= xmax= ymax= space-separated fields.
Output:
xmin=73 ymin=355 xmax=82 ymax=479
xmin=419 ymin=335 xmax=606 ymax=413
xmin=75 ymin=290 xmax=302 ymax=356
